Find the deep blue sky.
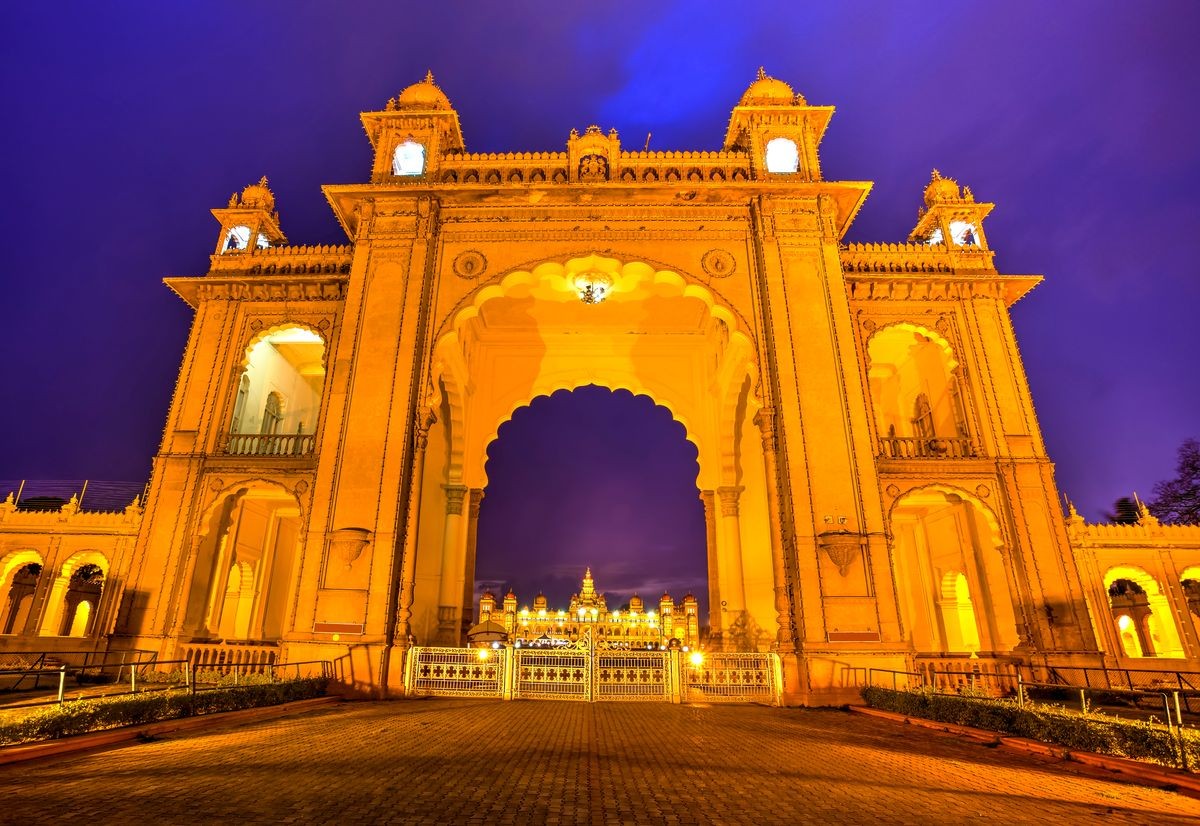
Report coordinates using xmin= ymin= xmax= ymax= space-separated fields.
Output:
xmin=2 ymin=2 xmax=1197 ymax=606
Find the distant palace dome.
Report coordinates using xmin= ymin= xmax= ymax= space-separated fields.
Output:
xmin=396 ymin=71 xmax=452 ymax=110
xmin=739 ymin=68 xmax=804 ymax=106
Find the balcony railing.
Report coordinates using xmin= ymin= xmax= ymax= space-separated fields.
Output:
xmin=224 ymin=433 xmax=315 ymax=457
xmin=879 ymin=436 xmax=977 ymax=460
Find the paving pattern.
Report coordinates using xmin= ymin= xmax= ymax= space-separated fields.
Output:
xmin=1 ymin=699 xmax=1197 ymax=824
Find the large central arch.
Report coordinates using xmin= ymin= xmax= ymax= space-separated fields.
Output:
xmin=405 ymin=254 xmax=779 ymax=651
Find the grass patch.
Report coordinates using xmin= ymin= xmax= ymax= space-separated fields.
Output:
xmin=0 ymin=677 xmax=327 ymax=746
xmin=861 ymin=686 xmax=1200 ymax=770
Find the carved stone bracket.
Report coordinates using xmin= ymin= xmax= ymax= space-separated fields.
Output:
xmin=817 ymin=530 xmax=863 ymax=576
xmin=329 ymin=527 xmax=373 ymax=570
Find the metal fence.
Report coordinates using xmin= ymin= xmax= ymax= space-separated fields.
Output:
xmin=406 ymin=647 xmax=507 ymax=698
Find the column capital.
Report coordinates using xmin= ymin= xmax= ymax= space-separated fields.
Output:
xmin=754 ymin=407 xmax=778 ymax=454
xmin=444 ymin=484 xmax=468 ymax=516
xmin=717 ymin=486 xmax=744 ymax=517
xmin=468 ymin=488 xmax=485 ymax=519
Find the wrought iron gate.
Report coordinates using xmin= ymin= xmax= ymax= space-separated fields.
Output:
xmin=405 ymin=644 xmax=778 ymax=704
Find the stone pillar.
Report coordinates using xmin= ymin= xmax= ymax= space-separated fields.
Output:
xmin=699 ymin=490 xmax=720 ymax=635
xmin=395 ymin=419 xmax=433 ymax=647
xmin=755 ymin=408 xmax=795 ymax=652
xmin=460 ymin=489 xmax=484 ymax=637
xmin=435 ymin=484 xmax=468 ymax=645
xmin=717 ymin=486 xmax=747 ymax=635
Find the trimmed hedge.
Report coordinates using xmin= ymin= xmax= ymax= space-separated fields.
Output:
xmin=0 ymin=677 xmax=327 ymax=746
xmin=861 ymin=686 xmax=1200 ymax=770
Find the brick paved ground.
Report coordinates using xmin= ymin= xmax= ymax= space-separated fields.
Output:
xmin=1 ymin=699 xmax=1197 ymax=824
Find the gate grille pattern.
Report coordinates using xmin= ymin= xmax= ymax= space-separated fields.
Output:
xmin=684 ymin=653 xmax=778 ymax=703
xmin=407 ymin=647 xmax=506 ymax=698
xmin=514 ymin=650 xmax=591 ymax=700
xmin=594 ymin=651 xmax=670 ymax=701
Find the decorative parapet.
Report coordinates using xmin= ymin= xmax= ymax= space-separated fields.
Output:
xmin=0 ymin=492 xmax=142 ymax=531
xmin=840 ymin=241 xmax=995 ymax=275
xmin=1068 ymin=518 xmax=1200 ymax=546
xmin=419 ymin=148 xmax=751 ymax=185
xmin=208 ymin=243 xmax=353 ymax=276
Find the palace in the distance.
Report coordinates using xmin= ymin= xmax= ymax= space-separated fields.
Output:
xmin=0 ymin=70 xmax=1197 ymax=703
xmin=467 ymin=569 xmax=701 ymax=650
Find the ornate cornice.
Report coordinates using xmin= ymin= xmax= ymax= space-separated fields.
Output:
xmin=165 ymin=275 xmax=348 ymax=308
xmin=846 ymin=273 xmax=1041 ymax=307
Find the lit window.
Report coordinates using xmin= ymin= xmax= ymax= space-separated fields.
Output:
xmin=950 ymin=221 xmax=978 ymax=246
xmin=765 ymin=137 xmax=799 ymax=174
xmin=926 ymin=227 xmax=944 ymax=245
xmin=256 ymin=233 xmax=270 ymax=250
xmin=393 ymin=140 xmax=426 ymax=176
xmin=224 ymin=225 xmax=251 ymax=252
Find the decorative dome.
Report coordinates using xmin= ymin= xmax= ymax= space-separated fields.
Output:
xmin=739 ymin=68 xmax=804 ymax=106
xmin=629 ymin=594 xmax=644 ymax=611
xmin=395 ymin=70 xmax=452 ymax=110
xmin=923 ymin=169 xmax=962 ymax=206
xmin=239 ymin=176 xmax=275 ymax=212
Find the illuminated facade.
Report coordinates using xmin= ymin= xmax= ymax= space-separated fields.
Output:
xmin=1 ymin=70 xmax=1198 ymax=703
xmin=470 ymin=568 xmax=700 ymax=650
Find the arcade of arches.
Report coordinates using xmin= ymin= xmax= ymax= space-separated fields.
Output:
xmin=1 ymin=71 xmax=1198 ymax=704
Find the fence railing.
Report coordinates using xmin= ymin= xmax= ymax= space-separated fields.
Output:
xmin=224 ymin=433 xmax=315 ymax=457
xmin=1039 ymin=664 xmax=1200 ymax=714
xmin=404 ymin=645 xmax=779 ymax=705
xmin=879 ymin=436 xmax=977 ymax=459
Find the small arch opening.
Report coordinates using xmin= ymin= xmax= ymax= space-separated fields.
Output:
xmin=393 ymin=140 xmax=426 ymax=176
xmin=764 ymin=138 xmax=799 ymax=174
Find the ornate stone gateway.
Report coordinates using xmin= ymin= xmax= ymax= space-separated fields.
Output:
xmin=51 ymin=68 xmax=1120 ymax=706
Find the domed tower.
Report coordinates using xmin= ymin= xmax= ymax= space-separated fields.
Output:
xmin=659 ymin=592 xmax=676 ymax=642
xmin=211 ymin=177 xmax=287 ymax=255
xmin=502 ymin=588 xmax=518 ymax=636
xmin=908 ymin=169 xmax=993 ymax=249
xmin=533 ymin=592 xmax=548 ymax=614
xmin=724 ymin=68 xmax=833 ymax=181
xmin=629 ymin=593 xmax=644 ymax=614
xmin=478 ymin=590 xmax=495 ymax=623
xmin=681 ymin=592 xmax=699 ymax=648
xmin=360 ymin=71 xmax=465 ymax=184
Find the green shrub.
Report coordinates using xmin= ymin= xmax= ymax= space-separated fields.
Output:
xmin=861 ymin=686 xmax=1200 ymax=770
xmin=0 ymin=677 xmax=327 ymax=746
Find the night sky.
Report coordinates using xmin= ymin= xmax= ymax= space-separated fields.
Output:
xmin=2 ymin=3 xmax=1197 ymax=609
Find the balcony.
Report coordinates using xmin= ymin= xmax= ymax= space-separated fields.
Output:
xmin=224 ymin=433 xmax=315 ymax=457
xmin=879 ymin=436 xmax=977 ymax=460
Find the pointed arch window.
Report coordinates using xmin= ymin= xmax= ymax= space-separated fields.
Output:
xmin=764 ymin=138 xmax=799 ymax=174
xmin=393 ymin=140 xmax=426 ymax=176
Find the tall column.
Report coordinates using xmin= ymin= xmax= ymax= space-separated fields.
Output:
xmin=460 ymin=489 xmax=484 ymax=637
xmin=699 ymin=490 xmax=720 ymax=635
xmin=395 ymin=418 xmax=433 ymax=647
xmin=755 ymin=409 xmax=795 ymax=652
xmin=717 ymin=486 xmax=747 ymax=640
xmin=435 ymin=484 xmax=468 ymax=644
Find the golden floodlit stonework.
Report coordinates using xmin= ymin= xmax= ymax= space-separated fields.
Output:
xmin=1 ymin=71 xmax=1197 ymax=703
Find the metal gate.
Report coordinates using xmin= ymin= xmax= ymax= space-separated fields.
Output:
xmin=406 ymin=644 xmax=778 ymax=704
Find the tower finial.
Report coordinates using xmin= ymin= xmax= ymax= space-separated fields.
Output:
xmin=757 ymin=66 xmax=767 ymax=80
xmin=425 ymin=69 xmax=435 ymax=84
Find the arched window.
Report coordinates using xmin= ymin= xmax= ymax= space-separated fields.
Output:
xmin=228 ymin=326 xmax=325 ymax=455
xmin=60 ymin=564 xmax=104 ymax=637
xmin=764 ymin=138 xmax=799 ymax=174
xmin=393 ymin=140 xmax=426 ymax=176
xmin=231 ymin=374 xmax=251 ymax=433
xmin=1104 ymin=570 xmax=1185 ymax=658
xmin=1 ymin=563 xmax=41 ymax=634
xmin=912 ymin=393 xmax=935 ymax=439
xmin=950 ymin=220 xmax=978 ymax=246
xmin=223 ymin=225 xmax=251 ymax=252
xmin=261 ymin=391 xmax=284 ymax=435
